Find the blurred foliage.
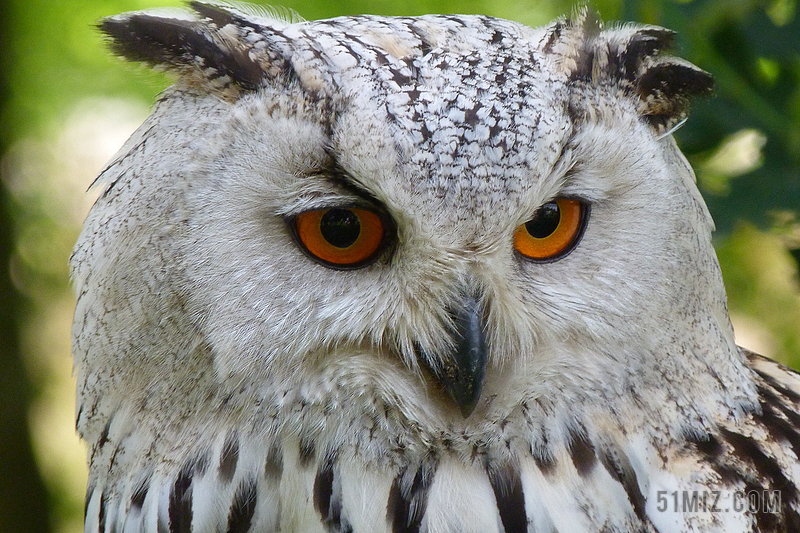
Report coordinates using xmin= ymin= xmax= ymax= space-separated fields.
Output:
xmin=0 ymin=3 xmax=53 ymax=532
xmin=0 ymin=1 xmax=798 ymax=532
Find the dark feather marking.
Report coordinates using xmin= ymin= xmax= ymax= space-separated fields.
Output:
xmin=688 ymin=433 xmax=754 ymax=487
xmin=168 ymin=462 xmax=194 ymax=533
xmin=567 ymin=429 xmax=597 ymax=476
xmin=638 ymin=62 xmax=714 ymax=99
xmin=412 ymin=29 xmax=434 ymax=56
xmin=265 ymin=445 xmax=283 ymax=479
xmin=98 ymin=418 xmax=112 ymax=449
xmin=720 ymin=429 xmax=798 ymax=497
xmin=621 ymin=29 xmax=675 ymax=81
xmin=637 ymin=61 xmax=713 ymax=130
xmin=754 ymin=366 xmax=800 ymax=404
xmin=597 ymin=448 xmax=649 ymax=525
xmin=131 ymin=474 xmax=151 ymax=510
xmin=490 ymin=29 xmax=504 ymax=46
xmin=565 ymin=44 xmax=593 ymax=83
xmin=774 ymin=397 xmax=800 ymax=431
xmin=687 ymin=432 xmax=724 ymax=458
xmin=109 ymin=444 xmax=123 ymax=473
xmin=300 ymin=437 xmax=316 ymax=468
xmin=386 ymin=460 xmax=437 ymax=533
xmin=756 ymin=387 xmax=800 ymax=456
xmin=487 ymin=464 xmax=527 ymax=533
xmin=226 ymin=477 xmax=257 ymax=533
xmin=387 ymin=479 xmax=419 ymax=533
xmin=314 ymin=459 xmax=346 ymax=531
xmin=313 ymin=460 xmax=334 ymax=521
xmin=219 ymin=431 xmax=240 ymax=483
xmin=98 ymin=491 xmax=107 ymax=533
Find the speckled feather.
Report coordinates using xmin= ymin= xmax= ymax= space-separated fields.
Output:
xmin=74 ymin=2 xmax=797 ymax=532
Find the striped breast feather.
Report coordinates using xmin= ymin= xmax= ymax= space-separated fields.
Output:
xmin=698 ymin=349 xmax=800 ymax=531
xmin=83 ymin=350 xmax=800 ymax=533
xmin=83 ymin=432 xmax=661 ymax=533
xmin=84 ymin=431 xmax=800 ymax=532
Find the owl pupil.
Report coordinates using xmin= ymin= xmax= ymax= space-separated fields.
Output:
xmin=320 ymin=209 xmax=361 ymax=248
xmin=526 ymin=202 xmax=561 ymax=238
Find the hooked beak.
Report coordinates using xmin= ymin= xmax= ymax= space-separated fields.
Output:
xmin=421 ymin=288 xmax=488 ymax=418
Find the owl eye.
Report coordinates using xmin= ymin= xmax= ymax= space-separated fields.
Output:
xmin=513 ymin=198 xmax=588 ymax=261
xmin=293 ymin=207 xmax=387 ymax=268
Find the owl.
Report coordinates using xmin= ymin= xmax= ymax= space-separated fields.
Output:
xmin=71 ymin=1 xmax=800 ymax=532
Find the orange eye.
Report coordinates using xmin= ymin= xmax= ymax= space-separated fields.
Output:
xmin=513 ymin=198 xmax=588 ymax=261
xmin=294 ymin=207 xmax=386 ymax=268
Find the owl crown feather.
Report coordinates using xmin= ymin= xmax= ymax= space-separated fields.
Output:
xmin=100 ymin=2 xmax=712 ymax=131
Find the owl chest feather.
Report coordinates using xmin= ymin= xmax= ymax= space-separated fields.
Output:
xmin=83 ymin=352 xmax=800 ymax=533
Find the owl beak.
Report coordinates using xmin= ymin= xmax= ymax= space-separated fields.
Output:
xmin=424 ymin=289 xmax=488 ymax=418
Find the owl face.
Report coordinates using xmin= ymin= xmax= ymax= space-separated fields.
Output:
xmin=184 ymin=92 xmax=707 ymax=408
xmin=74 ymin=6 xmax=741 ymax=444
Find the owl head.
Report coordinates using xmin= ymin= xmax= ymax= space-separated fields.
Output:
xmin=73 ymin=1 xmax=752 ymax=458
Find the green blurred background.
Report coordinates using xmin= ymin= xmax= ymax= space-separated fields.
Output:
xmin=0 ymin=0 xmax=798 ymax=531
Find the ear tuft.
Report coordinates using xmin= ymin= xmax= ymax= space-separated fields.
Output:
xmin=543 ymin=8 xmax=713 ymax=133
xmin=635 ymin=59 xmax=714 ymax=129
xmin=99 ymin=2 xmax=294 ymax=95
